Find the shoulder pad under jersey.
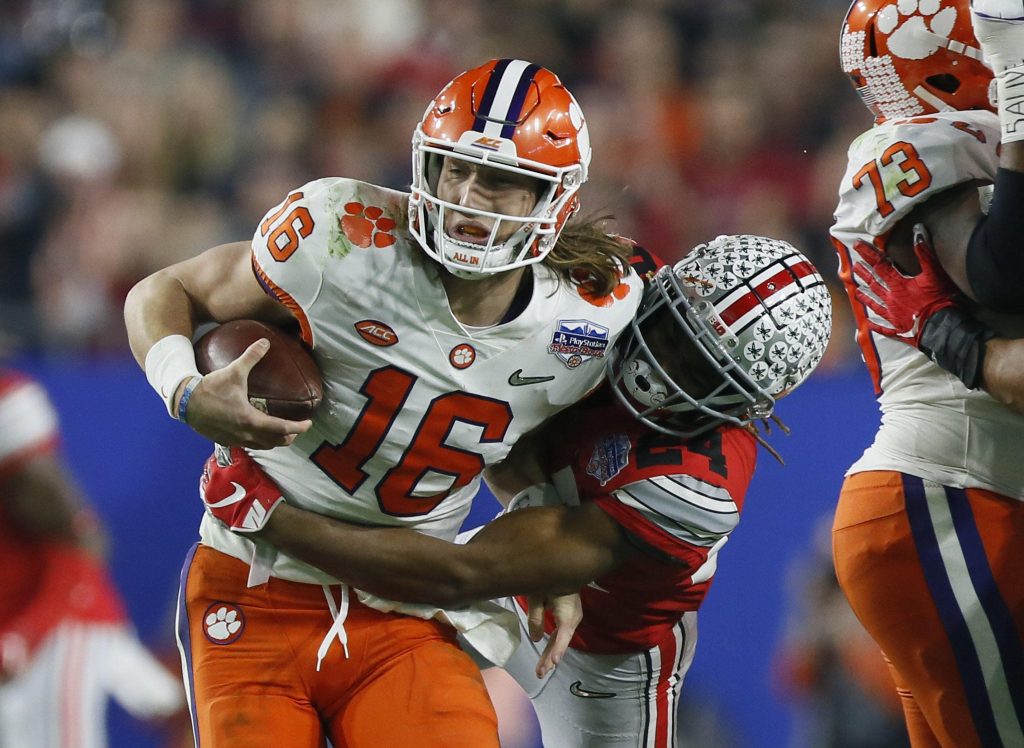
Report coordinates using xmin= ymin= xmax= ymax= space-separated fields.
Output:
xmin=250 ymin=177 xmax=409 ymax=321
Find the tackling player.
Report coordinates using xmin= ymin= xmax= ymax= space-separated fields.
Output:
xmin=831 ymin=1 xmax=1024 ymax=744
xmin=198 ymin=235 xmax=833 ymax=747
xmin=124 ymin=59 xmax=642 ymax=747
xmin=0 ymin=369 xmax=183 ymax=747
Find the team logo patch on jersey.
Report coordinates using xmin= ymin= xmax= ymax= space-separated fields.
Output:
xmin=585 ymin=433 xmax=631 ymax=486
xmin=548 ymin=319 xmax=609 ymax=369
xmin=450 ymin=343 xmax=476 ymax=369
xmin=355 ymin=320 xmax=398 ymax=347
xmin=203 ymin=602 xmax=245 ymax=645
xmin=340 ymin=202 xmax=397 ymax=248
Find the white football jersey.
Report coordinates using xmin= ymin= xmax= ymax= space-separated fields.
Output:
xmin=831 ymin=110 xmax=1024 ymax=498
xmin=200 ymin=177 xmax=643 ymax=582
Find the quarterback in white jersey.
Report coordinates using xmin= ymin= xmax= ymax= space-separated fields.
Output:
xmin=197 ymin=235 xmax=832 ymax=748
xmin=125 ymin=59 xmax=640 ymax=748
xmin=831 ymin=2 xmax=1024 ymax=746
xmin=208 ymin=176 xmax=640 ymax=585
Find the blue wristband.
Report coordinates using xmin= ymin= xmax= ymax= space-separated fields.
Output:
xmin=176 ymin=375 xmax=203 ymax=423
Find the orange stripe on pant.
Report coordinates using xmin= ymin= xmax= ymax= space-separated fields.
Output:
xmin=833 ymin=471 xmax=1024 ymax=748
xmin=179 ymin=544 xmax=499 ymax=748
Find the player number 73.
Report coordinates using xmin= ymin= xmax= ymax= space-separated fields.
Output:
xmin=851 ymin=140 xmax=932 ymax=218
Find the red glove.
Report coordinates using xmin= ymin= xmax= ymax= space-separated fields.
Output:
xmin=850 ymin=224 xmax=958 ymax=347
xmin=200 ymin=445 xmax=284 ymax=533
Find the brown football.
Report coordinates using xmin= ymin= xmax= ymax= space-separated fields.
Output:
xmin=194 ymin=320 xmax=323 ymax=421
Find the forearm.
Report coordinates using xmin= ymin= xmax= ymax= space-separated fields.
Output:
xmin=981 ymin=337 xmax=1024 ymax=414
xmin=258 ymin=504 xmax=495 ymax=606
xmin=1003 ymin=141 xmax=1024 ymax=172
xmin=257 ymin=503 xmax=627 ymax=607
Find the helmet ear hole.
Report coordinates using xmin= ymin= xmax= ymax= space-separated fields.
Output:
xmin=926 ymin=73 xmax=960 ymax=93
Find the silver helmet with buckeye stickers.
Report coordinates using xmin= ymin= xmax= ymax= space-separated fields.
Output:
xmin=606 ymin=235 xmax=832 ymax=438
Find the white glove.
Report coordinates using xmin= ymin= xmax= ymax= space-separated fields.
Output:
xmin=972 ymin=0 xmax=1024 ymax=141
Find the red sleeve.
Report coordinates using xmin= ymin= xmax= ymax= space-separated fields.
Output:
xmin=1 ymin=545 xmax=127 ymax=666
xmin=594 ymin=495 xmax=713 ymax=571
xmin=588 ymin=426 xmax=757 ymax=565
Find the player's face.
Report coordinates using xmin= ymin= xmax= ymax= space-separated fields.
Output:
xmin=435 ymin=157 xmax=541 ymax=243
xmin=644 ymin=309 xmax=721 ymax=406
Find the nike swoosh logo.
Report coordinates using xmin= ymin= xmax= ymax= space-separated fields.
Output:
xmin=206 ymin=482 xmax=247 ymax=509
xmin=569 ymin=680 xmax=616 ymax=699
xmin=508 ymin=369 xmax=555 ymax=386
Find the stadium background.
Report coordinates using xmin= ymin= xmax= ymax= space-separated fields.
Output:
xmin=2 ymin=0 xmax=892 ymax=745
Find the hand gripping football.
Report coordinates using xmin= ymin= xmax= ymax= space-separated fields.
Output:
xmin=194 ymin=320 xmax=323 ymax=420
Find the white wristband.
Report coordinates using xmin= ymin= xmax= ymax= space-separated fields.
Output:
xmin=997 ymin=65 xmax=1024 ymax=143
xmin=145 ymin=334 xmax=202 ymax=417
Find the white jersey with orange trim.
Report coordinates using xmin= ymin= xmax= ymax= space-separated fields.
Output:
xmin=200 ymin=177 xmax=643 ymax=584
xmin=830 ymin=110 xmax=1024 ymax=499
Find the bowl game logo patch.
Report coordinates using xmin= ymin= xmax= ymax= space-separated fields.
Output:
xmin=548 ymin=319 xmax=609 ymax=369
xmin=586 ymin=433 xmax=631 ymax=486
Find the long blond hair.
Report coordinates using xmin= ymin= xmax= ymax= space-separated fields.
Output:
xmin=542 ymin=215 xmax=634 ymax=297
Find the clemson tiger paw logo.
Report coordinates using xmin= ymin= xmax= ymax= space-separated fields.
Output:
xmin=876 ymin=0 xmax=957 ymax=60
xmin=340 ymin=202 xmax=397 ymax=248
xmin=203 ymin=603 xmax=244 ymax=645
xmin=581 ymin=280 xmax=632 ymax=308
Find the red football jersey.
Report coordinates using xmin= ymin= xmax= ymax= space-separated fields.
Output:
xmin=527 ymin=388 xmax=757 ymax=654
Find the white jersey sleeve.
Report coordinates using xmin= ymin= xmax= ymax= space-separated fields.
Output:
xmin=0 ymin=373 xmax=59 ymax=468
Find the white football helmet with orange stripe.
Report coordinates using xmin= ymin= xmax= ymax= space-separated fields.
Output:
xmin=607 ymin=235 xmax=832 ymax=438
xmin=409 ymin=58 xmax=591 ymax=277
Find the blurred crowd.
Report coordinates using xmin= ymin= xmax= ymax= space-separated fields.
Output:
xmin=0 ymin=0 xmax=864 ymax=364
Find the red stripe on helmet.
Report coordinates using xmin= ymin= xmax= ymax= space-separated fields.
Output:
xmin=718 ymin=260 xmax=815 ymax=326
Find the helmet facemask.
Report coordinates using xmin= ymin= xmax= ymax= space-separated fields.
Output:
xmin=410 ymin=130 xmax=583 ymax=278
xmin=607 ymin=268 xmax=773 ymax=439
xmin=607 ymin=235 xmax=832 ymax=440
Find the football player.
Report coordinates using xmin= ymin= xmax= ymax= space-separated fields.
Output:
xmin=124 ymin=60 xmax=643 ymax=747
xmin=198 ymin=235 xmax=832 ymax=748
xmin=831 ymin=1 xmax=1024 ymax=744
xmin=0 ymin=369 xmax=184 ymax=747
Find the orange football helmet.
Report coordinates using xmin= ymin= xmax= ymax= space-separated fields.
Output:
xmin=410 ymin=58 xmax=591 ymax=277
xmin=840 ymin=0 xmax=994 ymax=122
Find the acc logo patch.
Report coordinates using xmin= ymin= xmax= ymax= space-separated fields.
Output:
xmin=450 ymin=343 xmax=476 ymax=369
xmin=355 ymin=320 xmax=398 ymax=347
xmin=472 ymin=136 xmax=504 ymax=151
xmin=548 ymin=319 xmax=609 ymax=369
xmin=585 ymin=433 xmax=631 ymax=486
xmin=203 ymin=602 xmax=245 ymax=645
